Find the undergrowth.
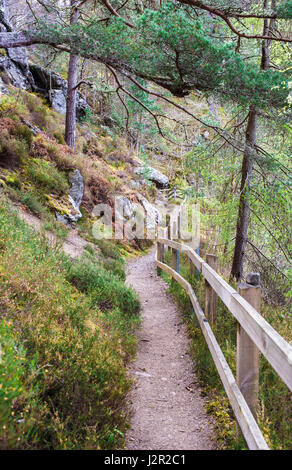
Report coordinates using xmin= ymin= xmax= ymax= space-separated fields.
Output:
xmin=0 ymin=200 xmax=140 ymax=449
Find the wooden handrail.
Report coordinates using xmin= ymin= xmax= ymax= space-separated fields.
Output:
xmin=157 ymin=237 xmax=292 ymax=393
xmin=156 ymin=236 xmax=292 ymax=450
xmin=156 ymin=255 xmax=269 ymax=449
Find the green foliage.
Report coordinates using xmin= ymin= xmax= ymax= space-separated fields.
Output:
xmin=0 ymin=95 xmax=27 ymax=120
xmin=15 ymin=189 xmax=46 ymax=215
xmin=53 ymin=131 xmax=65 ymax=145
xmin=25 ymin=159 xmax=69 ymax=194
xmin=162 ymin=252 xmax=292 ymax=449
xmin=37 ymin=2 xmax=290 ymax=110
xmin=43 ymin=217 xmax=68 ymax=240
xmin=0 ymin=201 xmax=139 ymax=449
xmin=0 ymin=134 xmax=30 ymax=167
xmin=0 ymin=319 xmax=41 ymax=449
xmin=65 ymin=253 xmax=139 ymax=315
xmin=276 ymin=1 xmax=292 ymax=18
xmin=12 ymin=125 xmax=34 ymax=149
xmin=94 ymin=238 xmax=123 ymax=261
xmin=102 ymin=258 xmax=126 ymax=281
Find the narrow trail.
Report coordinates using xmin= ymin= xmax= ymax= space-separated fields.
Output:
xmin=14 ymin=204 xmax=89 ymax=258
xmin=125 ymin=249 xmax=217 ymax=450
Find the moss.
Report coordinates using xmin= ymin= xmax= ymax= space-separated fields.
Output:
xmin=0 ymin=95 xmax=27 ymax=120
xmin=46 ymin=193 xmax=78 ymax=218
xmin=53 ymin=131 xmax=65 ymax=145
xmin=5 ymin=173 xmax=21 ymax=190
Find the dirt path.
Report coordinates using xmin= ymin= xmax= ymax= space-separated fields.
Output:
xmin=125 ymin=249 xmax=216 ymax=450
xmin=14 ymin=204 xmax=89 ymax=259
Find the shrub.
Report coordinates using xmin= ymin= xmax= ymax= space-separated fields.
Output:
xmin=0 ymin=202 xmax=140 ymax=449
xmin=26 ymin=159 xmax=69 ymax=194
xmin=43 ymin=217 xmax=68 ymax=240
xmin=94 ymin=238 xmax=122 ymax=261
xmin=12 ymin=125 xmax=34 ymax=149
xmin=5 ymin=174 xmax=21 ymax=189
xmin=18 ymin=190 xmax=46 ymax=215
xmin=65 ymin=253 xmax=139 ymax=315
xmin=53 ymin=132 xmax=65 ymax=145
xmin=0 ymin=95 xmax=27 ymax=120
xmin=0 ymin=319 xmax=41 ymax=450
xmin=0 ymin=135 xmax=29 ymax=169
xmin=103 ymin=258 xmax=126 ymax=281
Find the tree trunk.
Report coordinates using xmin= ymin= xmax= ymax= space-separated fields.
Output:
xmin=230 ymin=0 xmax=274 ymax=281
xmin=65 ymin=0 xmax=79 ymax=150
xmin=230 ymin=107 xmax=258 ymax=281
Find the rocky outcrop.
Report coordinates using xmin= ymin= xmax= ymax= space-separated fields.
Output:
xmin=135 ymin=165 xmax=169 ymax=188
xmin=29 ymin=64 xmax=88 ymax=119
xmin=0 ymin=0 xmax=34 ymax=91
xmin=137 ymin=194 xmax=161 ymax=230
xmin=114 ymin=194 xmax=161 ymax=234
xmin=0 ymin=1 xmax=89 ymax=119
xmin=69 ymin=169 xmax=84 ymax=211
xmin=51 ymin=169 xmax=84 ymax=226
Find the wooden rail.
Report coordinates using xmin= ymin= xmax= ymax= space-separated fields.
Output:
xmin=156 ymin=236 xmax=292 ymax=450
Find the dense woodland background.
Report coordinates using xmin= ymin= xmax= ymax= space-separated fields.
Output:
xmin=0 ymin=0 xmax=291 ymax=450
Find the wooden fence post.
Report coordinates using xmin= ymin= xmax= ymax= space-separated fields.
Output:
xmin=189 ymin=258 xmax=195 ymax=278
xmin=237 ymin=273 xmax=261 ymax=419
xmin=156 ymin=241 xmax=164 ymax=275
xmin=204 ymin=253 xmax=218 ymax=326
xmin=167 ymin=224 xmax=171 ymax=251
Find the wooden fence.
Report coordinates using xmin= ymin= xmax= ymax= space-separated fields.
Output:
xmin=156 ymin=228 xmax=292 ymax=450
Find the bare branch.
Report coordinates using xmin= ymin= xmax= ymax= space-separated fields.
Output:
xmin=101 ymin=0 xmax=135 ymax=28
xmin=179 ymin=0 xmax=292 ymax=42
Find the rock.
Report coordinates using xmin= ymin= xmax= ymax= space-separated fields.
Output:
xmin=0 ymin=49 xmax=33 ymax=90
xmin=20 ymin=118 xmax=40 ymax=136
xmin=129 ymin=180 xmax=142 ymax=190
xmin=0 ymin=1 xmax=34 ymax=90
xmin=69 ymin=169 xmax=84 ymax=211
xmin=246 ymin=272 xmax=260 ymax=286
xmin=135 ymin=165 xmax=169 ymax=188
xmin=135 ymin=371 xmax=151 ymax=378
xmin=137 ymin=194 xmax=161 ymax=230
xmin=114 ymin=193 xmax=161 ymax=235
xmin=0 ymin=1 xmax=90 ymax=119
xmin=49 ymin=89 xmax=67 ymax=115
xmin=0 ymin=75 xmax=7 ymax=93
xmin=115 ymin=195 xmax=135 ymax=222
xmin=47 ymin=194 xmax=81 ymax=226
xmin=121 ymin=196 xmax=135 ymax=219
xmin=47 ymin=169 xmax=84 ymax=226
xmin=201 ymin=129 xmax=210 ymax=140
xmin=29 ymin=64 xmax=89 ymax=119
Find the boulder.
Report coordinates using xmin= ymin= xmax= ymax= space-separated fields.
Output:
xmin=69 ymin=169 xmax=84 ymax=211
xmin=137 ymin=194 xmax=161 ymax=230
xmin=114 ymin=193 xmax=161 ymax=233
xmin=29 ymin=64 xmax=89 ymax=119
xmin=135 ymin=165 xmax=169 ymax=188
xmin=48 ymin=169 xmax=84 ymax=226
xmin=115 ymin=195 xmax=135 ymax=223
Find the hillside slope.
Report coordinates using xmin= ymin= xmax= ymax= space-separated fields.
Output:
xmin=0 ymin=84 xmax=160 ymax=449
